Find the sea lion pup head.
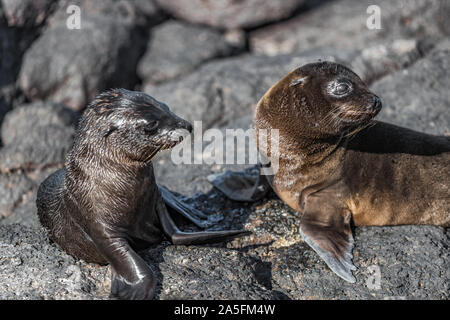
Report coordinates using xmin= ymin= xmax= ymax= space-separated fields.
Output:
xmin=71 ymin=88 xmax=192 ymax=165
xmin=255 ymin=61 xmax=382 ymax=139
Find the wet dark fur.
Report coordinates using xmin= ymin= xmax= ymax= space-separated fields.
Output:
xmin=37 ymin=89 xmax=248 ymax=299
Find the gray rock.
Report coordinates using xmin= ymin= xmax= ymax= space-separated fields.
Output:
xmin=133 ymin=0 xmax=161 ymax=19
xmin=154 ymin=0 xmax=306 ymax=29
xmin=18 ymin=0 xmax=148 ymax=111
xmin=350 ymin=38 xmax=433 ymax=85
xmin=138 ymin=20 xmax=243 ymax=84
xmin=0 ymin=101 xmax=77 ymax=172
xmin=0 ymin=126 xmax=74 ymax=172
xmin=268 ymin=225 xmax=449 ymax=299
xmin=142 ymin=245 xmax=273 ymax=299
xmin=0 ymin=224 xmax=272 ymax=300
xmin=50 ymin=0 xmax=162 ymax=27
xmin=1 ymin=0 xmax=56 ymax=27
xmin=0 ymin=172 xmax=35 ymax=219
xmin=0 ymin=195 xmax=39 ymax=227
xmin=250 ymin=0 xmax=449 ymax=56
xmin=0 ymin=224 xmax=110 ymax=299
xmin=1 ymin=100 xmax=78 ymax=145
xmin=371 ymin=43 xmax=450 ymax=135
xmin=0 ymin=167 xmax=61 ymax=227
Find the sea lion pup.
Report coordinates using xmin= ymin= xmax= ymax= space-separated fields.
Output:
xmin=209 ymin=61 xmax=450 ymax=283
xmin=36 ymin=89 xmax=249 ymax=299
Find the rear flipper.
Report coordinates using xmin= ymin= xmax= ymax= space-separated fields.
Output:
xmin=300 ymin=191 xmax=357 ymax=283
xmin=159 ymin=184 xmax=213 ymax=228
xmin=156 ymin=194 xmax=250 ymax=245
xmin=207 ymin=165 xmax=271 ymax=202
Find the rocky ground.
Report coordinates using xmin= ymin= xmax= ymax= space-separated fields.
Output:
xmin=0 ymin=0 xmax=449 ymax=300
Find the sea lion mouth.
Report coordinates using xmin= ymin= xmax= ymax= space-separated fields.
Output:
xmin=159 ymin=128 xmax=191 ymax=150
xmin=337 ymin=100 xmax=381 ymax=124
xmin=161 ymin=136 xmax=184 ymax=150
xmin=338 ymin=110 xmax=378 ymax=122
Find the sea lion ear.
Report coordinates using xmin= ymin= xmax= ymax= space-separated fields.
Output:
xmin=290 ymin=76 xmax=308 ymax=87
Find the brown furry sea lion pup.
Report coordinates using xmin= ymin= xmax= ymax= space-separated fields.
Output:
xmin=36 ymin=89 xmax=249 ymax=299
xmin=209 ymin=61 xmax=450 ymax=282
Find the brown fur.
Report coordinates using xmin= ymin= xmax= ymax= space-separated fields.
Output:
xmin=252 ymin=61 xmax=449 ymax=281
xmin=255 ymin=62 xmax=449 ymax=228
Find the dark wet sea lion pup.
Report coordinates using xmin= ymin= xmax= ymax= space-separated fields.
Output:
xmin=36 ymin=89 xmax=249 ymax=299
xmin=210 ymin=61 xmax=450 ymax=283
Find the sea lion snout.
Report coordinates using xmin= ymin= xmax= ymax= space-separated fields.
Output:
xmin=339 ymin=93 xmax=382 ymax=124
xmin=155 ymin=112 xmax=192 ymax=148
xmin=370 ymin=95 xmax=382 ymax=114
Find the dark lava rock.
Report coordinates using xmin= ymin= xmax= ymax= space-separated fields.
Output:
xmin=0 ymin=101 xmax=77 ymax=172
xmin=1 ymin=0 xmax=56 ymax=27
xmin=18 ymin=0 xmax=149 ymax=111
xmin=371 ymin=42 xmax=450 ymax=135
xmin=0 ymin=224 xmax=272 ymax=300
xmin=0 ymin=24 xmax=41 ymax=123
xmin=141 ymin=245 xmax=273 ymax=299
xmin=250 ymin=0 xmax=449 ymax=56
xmin=154 ymin=0 xmax=306 ymax=29
xmin=0 ymin=224 xmax=110 ymax=299
xmin=0 ymin=0 xmax=58 ymax=120
xmin=138 ymin=20 xmax=243 ymax=84
xmin=267 ymin=224 xmax=449 ymax=299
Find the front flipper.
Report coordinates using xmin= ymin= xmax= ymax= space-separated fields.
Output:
xmin=158 ymin=184 xmax=213 ymax=228
xmin=300 ymin=192 xmax=356 ymax=283
xmin=89 ymin=228 xmax=156 ymax=300
xmin=207 ymin=166 xmax=271 ymax=202
xmin=156 ymin=194 xmax=250 ymax=245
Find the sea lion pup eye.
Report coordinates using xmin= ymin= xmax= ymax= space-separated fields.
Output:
xmin=36 ymin=88 xmax=249 ymax=300
xmin=327 ymin=79 xmax=353 ymax=96
xmin=209 ymin=61 xmax=450 ymax=284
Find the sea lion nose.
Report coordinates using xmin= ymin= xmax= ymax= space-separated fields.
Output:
xmin=179 ymin=120 xmax=193 ymax=133
xmin=373 ymin=96 xmax=382 ymax=111
xmin=367 ymin=95 xmax=382 ymax=113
